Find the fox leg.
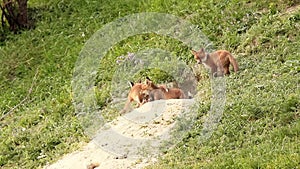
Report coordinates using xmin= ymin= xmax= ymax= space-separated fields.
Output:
xmin=180 ymin=91 xmax=186 ymax=99
xmin=211 ymin=67 xmax=218 ymax=77
xmin=134 ymin=95 xmax=144 ymax=108
xmin=223 ymin=66 xmax=230 ymax=75
xmin=120 ymin=99 xmax=132 ymax=114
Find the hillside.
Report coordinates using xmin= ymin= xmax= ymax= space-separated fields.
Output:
xmin=0 ymin=0 xmax=299 ymax=168
xmin=44 ymin=99 xmax=195 ymax=169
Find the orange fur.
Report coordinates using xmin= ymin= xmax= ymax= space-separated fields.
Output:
xmin=144 ymin=89 xmax=166 ymax=101
xmin=191 ymin=48 xmax=239 ymax=76
xmin=142 ymin=79 xmax=186 ymax=100
xmin=120 ymin=82 xmax=147 ymax=114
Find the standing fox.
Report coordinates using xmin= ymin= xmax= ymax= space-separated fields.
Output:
xmin=191 ymin=48 xmax=239 ymax=76
xmin=120 ymin=81 xmax=147 ymax=114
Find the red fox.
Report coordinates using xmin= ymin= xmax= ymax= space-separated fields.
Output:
xmin=191 ymin=48 xmax=239 ymax=76
xmin=120 ymin=81 xmax=147 ymax=114
xmin=144 ymin=89 xmax=166 ymax=101
xmin=142 ymin=79 xmax=186 ymax=101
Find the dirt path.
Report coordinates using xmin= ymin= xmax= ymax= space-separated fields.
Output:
xmin=44 ymin=99 xmax=196 ymax=169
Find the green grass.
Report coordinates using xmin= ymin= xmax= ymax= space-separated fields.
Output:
xmin=0 ymin=0 xmax=299 ymax=168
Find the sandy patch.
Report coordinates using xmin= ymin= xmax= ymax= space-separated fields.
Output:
xmin=44 ymin=99 xmax=195 ymax=169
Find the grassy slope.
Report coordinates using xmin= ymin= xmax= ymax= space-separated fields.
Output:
xmin=0 ymin=0 xmax=299 ymax=168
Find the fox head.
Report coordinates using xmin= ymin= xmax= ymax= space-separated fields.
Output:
xmin=128 ymin=79 xmax=142 ymax=88
xmin=143 ymin=77 xmax=157 ymax=90
xmin=191 ymin=48 xmax=206 ymax=64
xmin=141 ymin=88 xmax=150 ymax=98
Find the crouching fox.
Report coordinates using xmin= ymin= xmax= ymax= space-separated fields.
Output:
xmin=142 ymin=78 xmax=186 ymax=101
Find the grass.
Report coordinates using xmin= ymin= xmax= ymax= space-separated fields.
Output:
xmin=0 ymin=0 xmax=299 ymax=168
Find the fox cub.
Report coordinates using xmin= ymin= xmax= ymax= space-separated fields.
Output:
xmin=142 ymin=78 xmax=186 ymax=101
xmin=191 ymin=48 xmax=238 ymax=76
xmin=120 ymin=81 xmax=147 ymax=114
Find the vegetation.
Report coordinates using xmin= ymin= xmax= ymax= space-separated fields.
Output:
xmin=1 ymin=0 xmax=29 ymax=32
xmin=0 ymin=0 xmax=299 ymax=168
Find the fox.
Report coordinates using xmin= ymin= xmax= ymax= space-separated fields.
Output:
xmin=144 ymin=89 xmax=166 ymax=101
xmin=120 ymin=81 xmax=147 ymax=114
xmin=191 ymin=48 xmax=239 ymax=76
xmin=141 ymin=78 xmax=168 ymax=101
xmin=142 ymin=78 xmax=186 ymax=101
xmin=144 ymin=77 xmax=169 ymax=92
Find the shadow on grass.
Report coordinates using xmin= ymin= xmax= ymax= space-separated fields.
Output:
xmin=0 ymin=6 xmax=48 ymax=46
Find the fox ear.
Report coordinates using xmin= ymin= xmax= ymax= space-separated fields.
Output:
xmin=145 ymin=79 xmax=150 ymax=85
xmin=145 ymin=77 xmax=152 ymax=84
xmin=129 ymin=81 xmax=134 ymax=87
xmin=145 ymin=78 xmax=152 ymax=85
xmin=190 ymin=50 xmax=197 ymax=55
xmin=200 ymin=48 xmax=205 ymax=52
